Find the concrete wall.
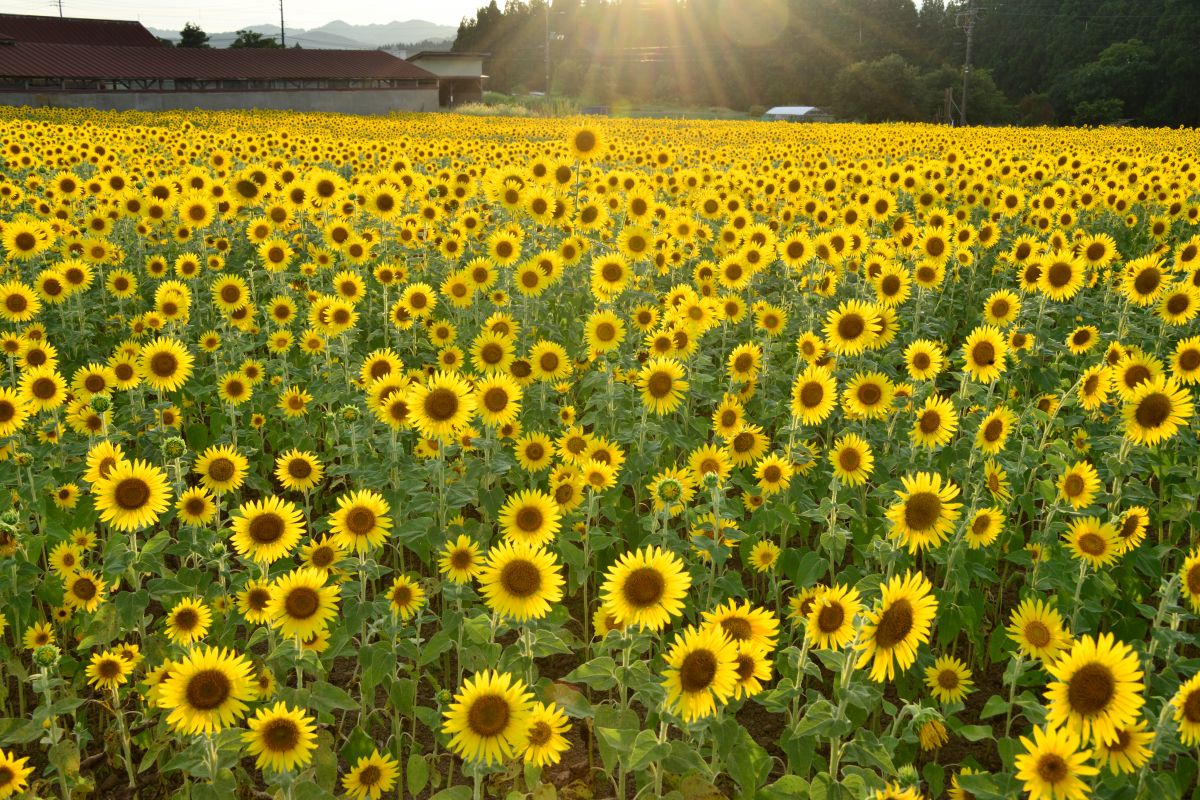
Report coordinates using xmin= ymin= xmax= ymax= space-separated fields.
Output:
xmin=1 ymin=88 xmax=440 ymax=114
xmin=409 ymin=56 xmax=484 ymax=79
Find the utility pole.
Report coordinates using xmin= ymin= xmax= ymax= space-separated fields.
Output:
xmin=956 ymin=0 xmax=977 ymax=126
xmin=544 ymin=1 xmax=551 ymax=95
xmin=56 ymin=0 xmax=64 ymax=17
xmin=279 ymin=0 xmax=286 ymax=47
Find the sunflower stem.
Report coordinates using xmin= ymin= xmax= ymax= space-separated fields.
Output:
xmin=111 ymin=686 xmax=137 ymax=788
xmin=1003 ymin=653 xmax=1025 ymax=738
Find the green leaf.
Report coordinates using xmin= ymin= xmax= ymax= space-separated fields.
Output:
xmin=627 ymin=728 xmax=669 ymax=772
xmin=307 ymin=681 xmax=358 ymax=713
xmin=407 ymin=752 xmax=429 ymax=796
xmin=726 ymin=727 xmax=770 ymax=799
xmin=429 ymin=788 xmax=472 ymax=800
xmin=0 ymin=717 xmax=43 ymax=745
xmin=760 ymin=776 xmax=809 ymax=799
xmin=564 ymin=657 xmax=617 ymax=690
xmin=341 ymin=726 xmax=377 ymax=766
xmin=956 ymin=724 xmax=996 ymax=742
xmin=292 ymin=781 xmax=336 ymax=800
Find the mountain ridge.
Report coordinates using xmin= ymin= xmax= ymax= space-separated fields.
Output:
xmin=148 ymin=19 xmax=457 ymax=50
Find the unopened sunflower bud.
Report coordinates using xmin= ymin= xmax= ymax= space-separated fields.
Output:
xmin=33 ymin=644 xmax=61 ymax=669
xmin=89 ymin=395 xmax=111 ymax=413
xmin=162 ymin=437 xmax=188 ymax=459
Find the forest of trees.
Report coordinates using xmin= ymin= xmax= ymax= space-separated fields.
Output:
xmin=452 ymin=0 xmax=1200 ymax=126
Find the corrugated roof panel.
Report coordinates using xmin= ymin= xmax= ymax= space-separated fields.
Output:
xmin=0 ymin=43 xmax=439 ymax=82
xmin=0 ymin=14 xmax=161 ymax=47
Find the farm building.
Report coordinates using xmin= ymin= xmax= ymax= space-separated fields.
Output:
xmin=405 ymin=51 xmax=487 ymax=108
xmin=762 ymin=105 xmax=834 ymax=123
xmin=0 ymin=13 xmax=440 ymax=114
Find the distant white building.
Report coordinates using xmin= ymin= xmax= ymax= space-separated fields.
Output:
xmin=762 ymin=106 xmax=834 ymax=122
xmin=406 ymin=51 xmax=487 ymax=108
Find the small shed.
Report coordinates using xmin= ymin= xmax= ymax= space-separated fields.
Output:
xmin=406 ymin=51 xmax=487 ymax=108
xmin=762 ymin=106 xmax=834 ymax=123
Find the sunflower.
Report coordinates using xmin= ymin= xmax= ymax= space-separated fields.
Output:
xmin=299 ymin=535 xmax=346 ymax=574
xmin=601 ymin=546 xmax=691 ymax=631
xmin=1057 ymin=460 xmax=1100 ymax=509
xmin=1063 ymin=517 xmax=1120 ymax=568
xmin=855 ymin=570 xmax=938 ymax=682
xmin=748 ymin=539 xmax=781 ymax=572
xmin=273 ymin=449 xmax=324 ymax=492
xmin=1014 ymin=725 xmax=1097 ymax=800
xmin=443 ymin=670 xmax=533 ymax=766
xmin=176 ymin=487 xmax=216 ymax=526
xmin=1007 ymin=597 xmax=1069 ymax=661
xmin=408 ymin=371 xmax=477 ymax=438
xmin=236 ymin=580 xmax=273 ymax=625
xmin=662 ymin=625 xmax=739 ymax=722
xmin=1172 ymin=335 xmax=1200 ymax=384
xmin=0 ymin=387 xmax=28 ymax=438
xmin=478 ymin=540 xmax=564 ymax=622
xmin=242 ymin=702 xmax=318 ymax=774
xmin=267 ymin=568 xmax=341 ymax=641
xmin=903 ymin=339 xmax=945 ymax=381
xmin=229 ymin=496 xmax=306 ymax=564
xmin=961 ymin=325 xmax=1008 ymax=384
xmin=1077 ymin=364 xmax=1111 ymax=411
xmin=828 ymin=433 xmax=874 ymax=486
xmin=1112 ymin=506 xmax=1149 ymax=554
xmin=964 ymin=507 xmax=1004 ymax=548
xmin=138 ymin=337 xmax=194 ymax=393
xmin=439 ymin=535 xmax=484 ymax=584
xmin=1037 ymin=250 xmax=1085 ymax=301
xmin=165 ymin=596 xmax=212 ymax=646
xmin=1120 ymin=254 xmax=1167 ymax=306
xmin=983 ymin=289 xmax=1021 ymax=327
xmin=1092 ymin=718 xmax=1153 ymax=775
xmin=522 ymin=701 xmax=572 ymax=767
xmin=0 ymin=748 xmax=32 ymax=799
xmin=638 ymin=357 xmax=689 ymax=415
xmin=925 ymin=655 xmax=973 ymax=704
xmin=382 ymin=574 xmax=425 ymax=621
xmin=499 ymin=489 xmax=561 ymax=547
xmin=805 ymin=583 xmax=862 ymax=651
xmin=824 ymin=299 xmax=881 ymax=355
xmin=702 ymin=599 xmax=779 ymax=650
xmin=18 ymin=365 xmax=66 ymax=412
xmin=328 ymin=489 xmax=392 ymax=553
xmin=975 ymin=406 xmax=1016 ymax=454
xmin=23 ymin=622 xmax=54 ymax=650
xmin=1065 ymin=325 xmax=1100 ymax=355
xmin=193 ymin=444 xmax=247 ymax=494
xmin=515 ymin=432 xmax=554 ymax=472
xmin=93 ymin=459 xmax=172 ymax=532
xmin=1173 ymin=672 xmax=1200 ymax=746
xmin=841 ymin=371 xmax=894 ymax=419
xmin=568 ymin=126 xmax=604 ymax=160
xmin=886 ymin=472 xmax=961 ymax=553
xmin=156 ymin=646 xmax=256 ymax=734
xmin=1112 ymin=351 xmax=1162 ymax=400
xmin=48 ymin=542 xmax=82 ymax=576
xmin=790 ymin=364 xmax=837 ymax=425
xmin=342 ymin=749 xmax=399 ymax=799
xmin=1122 ymin=375 xmax=1193 ymax=446
xmin=86 ymin=650 xmax=133 ymax=690
xmin=911 ymin=395 xmax=959 ymax=450
xmin=1045 ymin=633 xmax=1144 ymax=746
xmin=475 ymin=374 xmax=522 ymax=427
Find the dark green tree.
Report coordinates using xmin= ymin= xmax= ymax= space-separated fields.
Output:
xmin=229 ymin=30 xmax=282 ymax=48
xmin=178 ymin=22 xmax=210 ymax=48
xmin=832 ymin=54 xmax=922 ymax=122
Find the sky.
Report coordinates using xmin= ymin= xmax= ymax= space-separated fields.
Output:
xmin=4 ymin=0 xmax=484 ymax=31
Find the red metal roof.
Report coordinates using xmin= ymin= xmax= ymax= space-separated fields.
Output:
xmin=0 ymin=13 xmax=161 ymax=47
xmin=0 ymin=42 xmax=439 ymax=82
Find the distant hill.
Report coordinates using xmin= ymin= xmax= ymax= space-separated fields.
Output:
xmin=148 ymin=19 xmax=456 ymax=50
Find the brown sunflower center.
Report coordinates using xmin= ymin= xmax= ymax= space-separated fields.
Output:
xmin=1184 ymin=689 xmax=1200 ymax=723
xmin=799 ymin=382 xmax=824 ymax=409
xmin=97 ymin=658 xmax=122 ymax=678
xmin=623 ymin=566 xmax=666 ymax=608
xmin=358 ymin=765 xmax=382 ymax=786
xmin=500 ymin=559 xmax=541 ymax=598
xmin=150 ymin=351 xmax=178 ymax=377
xmin=918 ymin=411 xmax=942 ymax=435
xmin=262 ymin=717 xmax=301 ymax=751
xmin=311 ymin=546 xmax=335 ymax=568
xmin=248 ymin=588 xmax=271 ymax=611
xmin=874 ymin=598 xmax=915 ymax=649
xmin=72 ymin=577 xmax=97 ymax=600
xmin=679 ymin=649 xmax=719 ymax=692
xmin=345 ymin=507 xmax=376 ymax=536
xmin=174 ymin=607 xmax=200 ymax=630
xmin=527 ymin=720 xmax=552 ymax=746
xmin=284 ymin=587 xmax=320 ymax=620
xmin=1036 ymin=753 xmax=1068 ymax=784
xmin=1077 ymin=532 xmax=1106 ymax=556
xmin=837 ymin=313 xmax=865 ymax=341
xmin=912 ymin=352 xmax=931 ymax=370
xmin=817 ymin=602 xmax=845 ymax=633
xmin=1063 ymin=474 xmax=1085 ymax=497
xmin=1066 ymin=662 xmax=1115 ymax=716
xmin=972 ymin=341 xmax=996 ymax=366
xmin=837 ymin=447 xmax=861 ymax=473
xmin=424 ymin=387 xmax=459 ymax=422
xmin=287 ymin=458 xmax=313 ymax=479
xmin=185 ymin=668 xmax=232 ymax=711
xmin=515 ymin=506 xmax=544 ymax=532
xmin=1024 ymin=620 xmax=1051 ymax=648
xmin=248 ymin=513 xmax=285 ymax=544
xmin=31 ymin=377 xmax=57 ymax=399
xmin=937 ymin=669 xmax=959 ymax=689
xmin=115 ymin=477 xmax=151 ymax=510
xmin=1134 ymin=268 xmax=1161 ymax=295
xmin=207 ymin=457 xmax=236 ymax=483
xmin=1134 ymin=392 xmax=1171 ymax=429
xmin=1180 ymin=348 xmax=1200 ymax=372
xmin=856 ymin=383 xmax=882 ymax=406
xmin=468 ymin=693 xmax=511 ymax=736
xmin=84 ymin=374 xmax=106 ymax=393
xmin=1046 ymin=261 xmax=1073 ymax=288
xmin=880 ymin=274 xmax=901 ymax=295
xmin=720 ymin=617 xmax=753 ymax=642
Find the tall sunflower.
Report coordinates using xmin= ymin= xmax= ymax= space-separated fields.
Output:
xmin=1045 ymin=633 xmax=1144 ymax=746
xmin=638 ymin=357 xmax=689 ymax=415
xmin=600 ymin=546 xmax=691 ymax=631
xmin=193 ymin=444 xmax=247 ymax=495
xmin=828 ymin=433 xmax=874 ymax=485
xmin=229 ymin=496 xmax=305 ymax=564
xmin=407 ymin=371 xmax=477 ymax=438
xmin=522 ymin=702 xmax=572 ymax=767
xmin=93 ymin=459 xmax=172 ymax=532
xmin=924 ymin=655 xmax=973 ymax=705
xmin=266 ymin=568 xmax=340 ymax=641
xmin=805 ymin=583 xmax=862 ymax=650
xmin=790 ymin=364 xmax=837 ymax=425
xmin=1063 ymin=517 xmax=1120 ymax=568
xmin=273 ymin=449 xmax=324 ymax=492
xmin=0 ymin=748 xmax=32 ymax=799
xmin=328 ymin=489 xmax=393 ymax=553
xmin=1058 ymin=460 xmax=1101 ymax=509
xmin=156 ymin=646 xmax=257 ymax=734
xmin=1013 ymin=725 xmax=1097 ymax=800
xmin=823 ymin=299 xmax=881 ymax=355
xmin=138 ymin=337 xmax=195 ymax=393
xmin=242 ymin=702 xmax=318 ymax=774
xmin=165 ymin=596 xmax=212 ymax=646
xmin=886 ymin=472 xmax=961 ymax=553
xmin=962 ymin=325 xmax=1008 ymax=384
xmin=1122 ymin=375 xmax=1193 ymax=446
xmin=439 ymin=535 xmax=484 ymax=584
xmin=442 ymin=670 xmax=533 ymax=765
xmin=910 ymin=395 xmax=958 ymax=449
xmin=478 ymin=540 xmax=564 ymax=622
xmin=1173 ymin=672 xmax=1200 ymax=746
xmin=662 ymin=625 xmax=739 ymax=722
xmin=855 ymin=570 xmax=938 ymax=682
xmin=499 ymin=489 xmax=561 ymax=547
xmin=1006 ymin=597 xmax=1069 ymax=662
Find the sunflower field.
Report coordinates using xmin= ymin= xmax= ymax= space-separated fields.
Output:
xmin=0 ymin=107 xmax=1198 ymax=800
